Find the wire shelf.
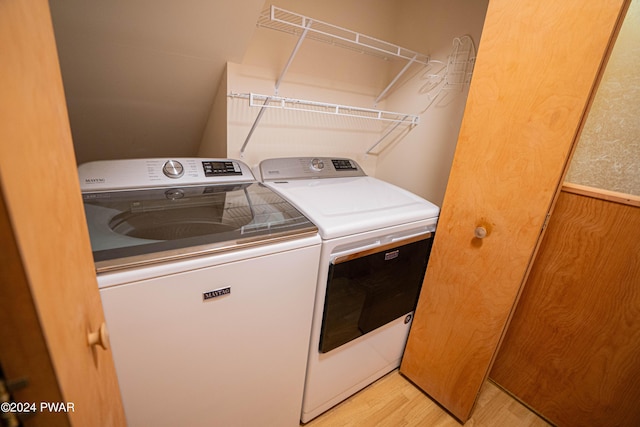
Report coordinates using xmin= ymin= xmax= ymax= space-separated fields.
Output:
xmin=233 ymin=6 xmax=443 ymax=155
xmin=228 ymin=92 xmax=419 ymax=155
xmin=257 ymin=6 xmax=430 ymax=65
xmin=229 ymin=93 xmax=419 ymax=125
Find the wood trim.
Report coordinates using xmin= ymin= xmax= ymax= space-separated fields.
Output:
xmin=562 ymin=182 xmax=640 ymax=207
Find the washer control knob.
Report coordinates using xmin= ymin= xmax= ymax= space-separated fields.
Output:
xmin=163 ymin=160 xmax=184 ymax=178
xmin=311 ymin=158 xmax=325 ymax=171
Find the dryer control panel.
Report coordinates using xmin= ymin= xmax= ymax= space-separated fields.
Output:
xmin=259 ymin=157 xmax=366 ymax=181
xmin=79 ymin=158 xmax=254 ymax=192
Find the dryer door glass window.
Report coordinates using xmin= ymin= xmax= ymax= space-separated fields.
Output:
xmin=319 ymin=235 xmax=434 ymax=353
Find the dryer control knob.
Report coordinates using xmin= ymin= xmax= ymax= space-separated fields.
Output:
xmin=311 ymin=158 xmax=325 ymax=171
xmin=163 ymin=160 xmax=184 ymax=178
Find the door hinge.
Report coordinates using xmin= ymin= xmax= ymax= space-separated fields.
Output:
xmin=541 ymin=213 xmax=551 ymax=232
xmin=1 ymin=372 xmax=31 ymax=427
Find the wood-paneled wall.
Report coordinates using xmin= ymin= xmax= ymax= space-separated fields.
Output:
xmin=491 ymin=185 xmax=640 ymax=427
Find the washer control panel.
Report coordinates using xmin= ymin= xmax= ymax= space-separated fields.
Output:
xmin=79 ymin=158 xmax=254 ymax=191
xmin=259 ymin=157 xmax=366 ymax=181
xmin=202 ymin=161 xmax=242 ymax=177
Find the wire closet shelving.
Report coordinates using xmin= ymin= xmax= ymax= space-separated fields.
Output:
xmin=231 ymin=5 xmax=474 ymax=155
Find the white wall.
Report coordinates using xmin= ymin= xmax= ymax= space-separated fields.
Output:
xmin=377 ymin=0 xmax=489 ymax=206
xmin=51 ymin=0 xmax=265 ymax=164
xmin=199 ymin=69 xmax=228 ymax=158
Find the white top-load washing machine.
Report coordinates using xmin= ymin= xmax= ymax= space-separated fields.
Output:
xmin=258 ymin=157 xmax=440 ymax=422
xmin=79 ymin=158 xmax=321 ymax=427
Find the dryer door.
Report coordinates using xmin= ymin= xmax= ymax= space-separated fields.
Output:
xmin=319 ymin=234 xmax=434 ymax=353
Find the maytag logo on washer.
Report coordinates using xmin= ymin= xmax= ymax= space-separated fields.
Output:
xmin=203 ymin=287 xmax=231 ymax=301
xmin=84 ymin=177 xmax=106 ymax=184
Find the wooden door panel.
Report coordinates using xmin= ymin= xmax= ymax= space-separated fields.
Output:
xmin=400 ymin=0 xmax=629 ymax=422
xmin=491 ymin=187 xmax=640 ymax=427
xmin=0 ymin=1 xmax=126 ymax=425
xmin=0 ymin=193 xmax=69 ymax=427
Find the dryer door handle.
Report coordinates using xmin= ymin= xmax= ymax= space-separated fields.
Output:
xmin=333 ymin=233 xmax=431 ymax=264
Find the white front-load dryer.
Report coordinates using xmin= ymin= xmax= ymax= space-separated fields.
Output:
xmin=258 ymin=157 xmax=440 ymax=422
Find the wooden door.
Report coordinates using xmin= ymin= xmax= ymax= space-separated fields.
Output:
xmin=400 ymin=0 xmax=630 ymax=422
xmin=0 ymin=1 xmax=126 ymax=426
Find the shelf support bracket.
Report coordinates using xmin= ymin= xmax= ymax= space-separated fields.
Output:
xmin=239 ymin=95 xmax=271 ymax=156
xmin=240 ymin=14 xmax=313 ymax=156
xmin=366 ymin=115 xmax=410 ymax=154
xmin=275 ymin=13 xmax=313 ymax=94
xmin=374 ymin=54 xmax=418 ymax=105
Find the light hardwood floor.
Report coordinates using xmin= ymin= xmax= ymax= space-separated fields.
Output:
xmin=304 ymin=370 xmax=550 ymax=426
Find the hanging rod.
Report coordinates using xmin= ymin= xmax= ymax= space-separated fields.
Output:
xmin=257 ymin=5 xmax=430 ymax=103
xmin=228 ymin=92 xmax=419 ymax=155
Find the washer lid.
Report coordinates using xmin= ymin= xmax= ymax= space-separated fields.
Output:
xmin=265 ymin=176 xmax=440 ymax=240
xmin=83 ymin=182 xmax=317 ymax=272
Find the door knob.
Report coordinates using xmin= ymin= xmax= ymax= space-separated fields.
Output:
xmin=474 ymin=226 xmax=488 ymax=239
xmin=88 ymin=322 xmax=109 ymax=351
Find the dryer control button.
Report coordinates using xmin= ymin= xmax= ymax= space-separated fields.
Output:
xmin=311 ymin=158 xmax=325 ymax=171
xmin=163 ymin=160 xmax=184 ymax=178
